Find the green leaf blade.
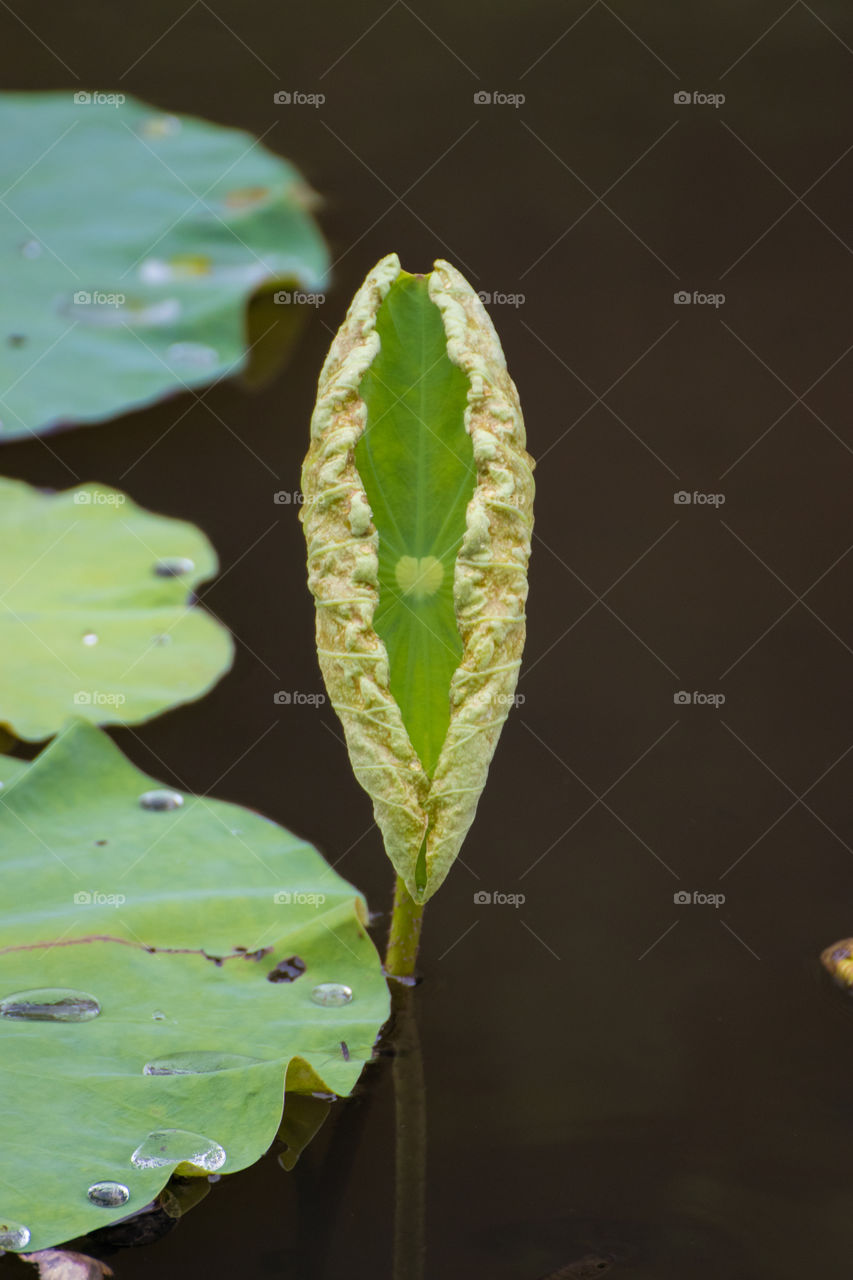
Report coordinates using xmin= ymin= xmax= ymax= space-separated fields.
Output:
xmin=356 ymin=273 xmax=474 ymax=776
xmin=0 ymin=92 xmax=330 ymax=439
xmin=0 ymin=477 xmax=233 ymax=741
xmin=0 ymin=721 xmax=388 ymax=1251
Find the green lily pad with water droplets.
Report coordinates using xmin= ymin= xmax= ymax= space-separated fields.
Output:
xmin=0 ymin=719 xmax=388 ymax=1252
xmin=0 ymin=91 xmax=329 ymax=439
xmin=0 ymin=475 xmax=233 ymax=742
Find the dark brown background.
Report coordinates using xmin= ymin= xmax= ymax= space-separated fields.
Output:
xmin=2 ymin=1 xmax=853 ymax=1276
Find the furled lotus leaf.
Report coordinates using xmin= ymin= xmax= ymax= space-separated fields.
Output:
xmin=301 ymin=253 xmax=534 ymax=903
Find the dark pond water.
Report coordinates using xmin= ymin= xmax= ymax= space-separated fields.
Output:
xmin=3 ymin=0 xmax=853 ymax=1275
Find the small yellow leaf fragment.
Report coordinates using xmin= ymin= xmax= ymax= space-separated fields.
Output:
xmin=223 ymin=185 xmax=270 ymax=210
xmin=394 ymin=555 xmax=444 ymax=601
xmin=167 ymin=254 xmax=212 ymax=278
xmin=822 ymin=938 xmax=853 ymax=989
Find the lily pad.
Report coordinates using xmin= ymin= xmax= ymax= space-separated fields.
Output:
xmin=0 ymin=720 xmax=389 ymax=1251
xmin=0 ymin=476 xmax=233 ymax=742
xmin=0 ymin=754 xmax=27 ymax=787
xmin=0 ymin=91 xmax=329 ymax=439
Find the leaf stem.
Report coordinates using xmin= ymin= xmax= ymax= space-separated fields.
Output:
xmin=385 ymin=876 xmax=425 ymax=979
xmin=392 ymin=981 xmax=426 ymax=1280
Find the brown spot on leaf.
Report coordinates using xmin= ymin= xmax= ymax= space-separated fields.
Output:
xmin=267 ymin=955 xmax=307 ymax=983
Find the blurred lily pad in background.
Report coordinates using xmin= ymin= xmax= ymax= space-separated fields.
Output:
xmin=0 ymin=753 xmax=27 ymax=787
xmin=0 ymin=476 xmax=233 ymax=741
xmin=0 ymin=721 xmax=388 ymax=1252
xmin=0 ymin=91 xmax=330 ymax=438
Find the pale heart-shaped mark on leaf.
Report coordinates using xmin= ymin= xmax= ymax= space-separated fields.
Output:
xmin=394 ymin=555 xmax=444 ymax=601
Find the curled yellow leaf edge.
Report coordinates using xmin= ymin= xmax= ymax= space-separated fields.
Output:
xmin=300 ymin=253 xmax=535 ymax=903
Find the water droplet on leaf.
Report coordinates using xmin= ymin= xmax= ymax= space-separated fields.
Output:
xmin=82 ymin=632 xmax=98 ymax=646
xmin=66 ymin=295 xmax=181 ymax=328
xmin=131 ymin=1129 xmax=226 ymax=1173
xmin=19 ymin=239 xmax=41 ymax=259
xmin=139 ymin=789 xmax=183 ymax=812
xmin=0 ymin=1220 xmax=31 ymax=1249
xmin=167 ymin=342 xmax=218 ymax=370
xmin=310 ymin=982 xmax=353 ymax=1007
xmin=0 ymin=988 xmax=100 ymax=1022
xmin=153 ymin=556 xmax=195 ymax=578
xmin=143 ymin=1050 xmax=259 ymax=1075
xmin=151 ymin=1010 xmax=167 ymax=1021
xmin=87 ymin=1181 xmax=130 ymax=1207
